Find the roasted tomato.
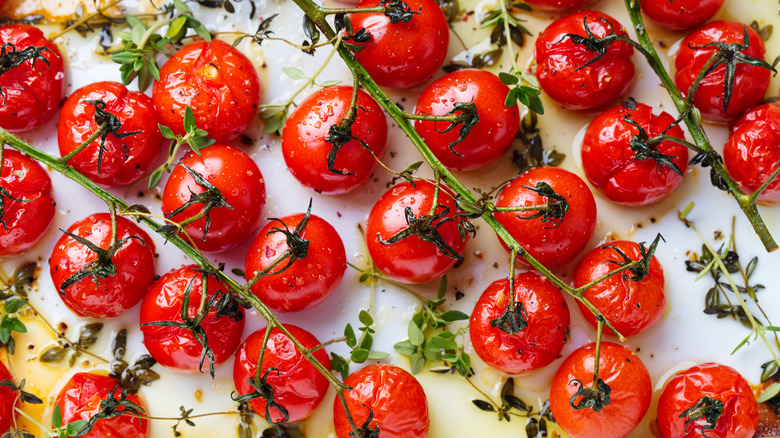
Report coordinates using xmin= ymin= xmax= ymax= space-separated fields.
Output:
xmin=0 ymin=360 xmax=16 ymax=433
xmin=641 ymin=0 xmax=725 ymax=30
xmin=523 ymin=0 xmax=589 ymax=11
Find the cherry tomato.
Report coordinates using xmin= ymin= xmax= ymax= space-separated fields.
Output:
xmin=57 ymin=81 xmax=163 ymax=187
xmin=641 ymin=0 xmax=725 ymax=30
xmin=162 ymin=144 xmax=265 ymax=253
xmin=414 ymin=69 xmax=519 ymax=171
xmin=282 ymin=85 xmax=387 ymax=194
xmin=54 ymin=372 xmax=147 ymax=438
xmin=657 ymin=362 xmax=758 ymax=438
xmin=366 ymin=180 xmax=468 ymax=284
xmin=244 ymin=211 xmax=346 ymax=312
xmin=581 ymin=101 xmax=688 ymax=206
xmin=0 ymin=148 xmax=55 ymax=257
xmin=233 ymin=325 xmax=330 ymax=424
xmin=550 ymin=342 xmax=652 ymax=438
xmin=0 ymin=361 xmax=16 ymax=433
xmin=523 ymin=0 xmax=589 ymax=11
xmin=535 ymin=11 xmax=634 ymax=111
xmin=153 ymin=39 xmax=261 ymax=144
xmin=0 ymin=24 xmax=65 ymax=132
xmin=675 ymin=20 xmax=770 ymax=122
xmin=724 ymin=103 xmax=780 ymax=203
xmin=350 ymin=0 xmax=449 ymax=89
xmin=49 ymin=213 xmax=156 ymax=319
xmin=469 ymin=272 xmax=570 ymax=374
xmin=333 ymin=364 xmax=429 ymax=438
xmin=574 ymin=240 xmax=665 ymax=337
xmin=139 ymin=264 xmax=245 ymax=373
xmin=494 ymin=166 xmax=597 ymax=268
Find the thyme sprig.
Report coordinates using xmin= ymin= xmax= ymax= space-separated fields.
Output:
xmin=108 ymin=329 xmax=159 ymax=394
xmin=469 ymin=377 xmax=555 ymax=436
xmin=39 ymin=323 xmax=104 ymax=367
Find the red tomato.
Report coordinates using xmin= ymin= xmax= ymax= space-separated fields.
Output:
xmin=642 ymin=0 xmax=725 ymax=30
xmin=574 ymin=240 xmax=665 ymax=337
xmin=153 ymin=39 xmax=261 ymax=144
xmin=469 ymin=272 xmax=570 ymax=374
xmin=535 ymin=11 xmax=634 ymax=111
xmin=414 ymin=69 xmax=519 ymax=171
xmin=0 ymin=361 xmax=16 ymax=433
xmin=550 ymin=342 xmax=652 ymax=438
xmin=49 ymin=213 xmax=156 ymax=319
xmin=366 ymin=180 xmax=468 ymax=284
xmin=523 ymin=0 xmax=589 ymax=11
xmin=233 ymin=325 xmax=330 ymax=424
xmin=140 ymin=265 xmax=245 ymax=372
xmin=162 ymin=144 xmax=265 ymax=253
xmin=494 ymin=166 xmax=596 ymax=268
xmin=0 ymin=148 xmax=55 ymax=257
xmin=0 ymin=24 xmax=65 ymax=132
xmin=333 ymin=364 xmax=429 ymax=438
xmin=675 ymin=20 xmax=770 ymax=122
xmin=282 ymin=86 xmax=387 ymax=194
xmin=54 ymin=372 xmax=147 ymax=438
xmin=581 ymin=101 xmax=688 ymax=206
xmin=350 ymin=0 xmax=449 ymax=89
xmin=724 ymin=103 xmax=780 ymax=203
xmin=244 ymin=212 xmax=346 ymax=312
xmin=57 ymin=81 xmax=163 ymax=187
xmin=657 ymin=363 xmax=758 ymax=438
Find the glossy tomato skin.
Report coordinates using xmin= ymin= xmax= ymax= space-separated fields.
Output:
xmin=550 ymin=342 xmax=652 ymax=438
xmin=49 ymin=213 xmax=156 ymax=319
xmin=523 ymin=0 xmax=590 ymax=11
xmin=140 ymin=265 xmax=245 ymax=372
xmin=54 ymin=372 xmax=147 ymax=438
xmin=495 ymin=167 xmax=596 ymax=268
xmin=641 ymin=0 xmax=725 ymax=30
xmin=153 ymin=39 xmax=261 ymax=144
xmin=0 ymin=25 xmax=65 ymax=132
xmin=0 ymin=361 xmax=16 ymax=433
xmin=535 ymin=11 xmax=634 ymax=111
xmin=350 ymin=0 xmax=449 ymax=89
xmin=366 ymin=180 xmax=468 ymax=284
xmin=657 ymin=363 xmax=758 ymax=438
xmin=724 ymin=103 xmax=780 ymax=203
xmin=282 ymin=86 xmax=387 ymax=194
xmin=333 ymin=364 xmax=429 ymax=438
xmin=162 ymin=144 xmax=265 ymax=253
xmin=233 ymin=325 xmax=330 ymax=424
xmin=675 ymin=21 xmax=770 ymax=122
xmin=414 ymin=69 xmax=519 ymax=171
xmin=574 ymin=240 xmax=665 ymax=336
xmin=582 ymin=102 xmax=688 ymax=206
xmin=58 ymin=81 xmax=163 ymax=187
xmin=0 ymin=148 xmax=55 ymax=257
xmin=469 ymin=272 xmax=570 ymax=374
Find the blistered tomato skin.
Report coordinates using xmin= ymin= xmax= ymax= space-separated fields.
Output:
xmin=414 ymin=69 xmax=519 ymax=171
xmin=657 ymin=363 xmax=758 ymax=438
xmin=49 ymin=214 xmax=156 ymax=319
xmin=333 ymin=364 xmax=429 ymax=438
xmin=582 ymin=102 xmax=688 ymax=206
xmin=282 ymin=86 xmax=387 ymax=194
xmin=54 ymin=373 xmax=147 ymax=438
xmin=244 ymin=212 xmax=346 ymax=312
xmin=0 ymin=148 xmax=55 ymax=257
xmin=523 ymin=0 xmax=590 ymax=11
xmin=641 ymin=0 xmax=725 ymax=30
xmin=140 ymin=265 xmax=245 ymax=372
xmin=233 ymin=325 xmax=330 ymax=424
xmin=153 ymin=39 xmax=261 ymax=144
xmin=469 ymin=272 xmax=570 ymax=374
xmin=535 ymin=11 xmax=634 ymax=111
xmin=0 ymin=24 xmax=65 ymax=132
xmin=724 ymin=103 xmax=780 ymax=203
xmin=58 ymin=81 xmax=163 ymax=187
xmin=0 ymin=361 xmax=16 ymax=433
xmin=675 ymin=21 xmax=770 ymax=122
xmin=550 ymin=342 xmax=652 ymax=438
xmin=350 ymin=0 xmax=449 ymax=89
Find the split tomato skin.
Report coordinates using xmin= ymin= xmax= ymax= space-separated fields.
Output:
xmin=414 ymin=69 xmax=519 ymax=171
xmin=550 ymin=342 xmax=652 ymax=438
xmin=641 ymin=0 xmax=726 ymax=31
xmin=523 ymin=0 xmax=590 ymax=11
xmin=58 ymin=81 xmax=163 ymax=187
xmin=0 ymin=361 xmax=16 ymax=433
xmin=0 ymin=24 xmax=65 ymax=132
xmin=657 ymin=363 xmax=758 ymax=438
xmin=469 ymin=272 xmax=570 ymax=374
xmin=282 ymin=86 xmax=387 ymax=194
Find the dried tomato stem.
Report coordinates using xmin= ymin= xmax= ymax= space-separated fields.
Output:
xmin=573 ymin=260 xmax=638 ymax=294
xmin=591 ymin=318 xmax=604 ymax=388
xmin=59 ymin=125 xmax=107 ymax=164
xmin=244 ymin=248 xmax=295 ymax=289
